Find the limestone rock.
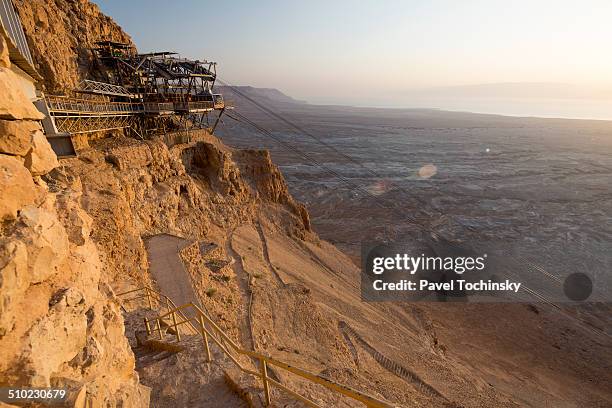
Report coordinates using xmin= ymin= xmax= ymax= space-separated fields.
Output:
xmin=0 ymin=154 xmax=41 ymax=220
xmin=54 ymin=190 xmax=92 ymax=246
xmin=0 ymin=239 xmax=28 ymax=336
xmin=0 ymin=120 xmax=40 ymax=156
xmin=106 ymin=143 xmax=153 ymax=171
xmin=0 ymin=67 xmax=44 ymax=120
xmin=49 ymin=287 xmax=85 ymax=311
xmin=26 ymin=308 xmax=88 ymax=386
xmin=24 ymin=130 xmax=59 ymax=175
xmin=0 ymin=32 xmax=9 ymax=68
xmin=16 ymin=206 xmax=69 ymax=283
xmin=239 ymin=149 xmax=312 ymax=232
xmin=14 ymin=0 xmax=134 ymax=93
xmin=69 ymin=335 xmax=104 ymax=369
xmin=0 ymin=2 xmax=150 ymax=406
xmin=184 ymin=141 xmax=247 ymax=197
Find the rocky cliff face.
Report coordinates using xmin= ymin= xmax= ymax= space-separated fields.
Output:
xmin=14 ymin=0 xmax=133 ymax=93
xmin=54 ymin=135 xmax=313 ymax=288
xmin=0 ymin=32 xmax=149 ymax=406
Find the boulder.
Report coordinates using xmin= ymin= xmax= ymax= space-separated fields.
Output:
xmin=0 ymin=155 xmax=41 ymax=220
xmin=0 ymin=67 xmax=44 ymax=120
xmin=24 ymin=130 xmax=58 ymax=175
xmin=0 ymin=120 xmax=40 ymax=156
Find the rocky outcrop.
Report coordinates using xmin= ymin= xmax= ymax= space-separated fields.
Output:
xmin=182 ymin=141 xmax=248 ymax=198
xmin=238 ymin=149 xmax=311 ymax=232
xmin=53 ymin=135 xmax=313 ymax=286
xmin=0 ymin=154 xmax=43 ymax=220
xmin=0 ymin=119 xmax=40 ymax=156
xmin=24 ymin=130 xmax=59 ymax=175
xmin=0 ymin=45 xmax=148 ymax=407
xmin=0 ymin=60 xmax=44 ymax=120
xmin=14 ymin=0 xmax=134 ymax=93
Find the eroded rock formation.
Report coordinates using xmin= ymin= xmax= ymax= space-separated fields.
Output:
xmin=14 ymin=0 xmax=133 ymax=94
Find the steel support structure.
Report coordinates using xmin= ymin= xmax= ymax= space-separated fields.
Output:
xmin=51 ymin=114 xmax=135 ymax=134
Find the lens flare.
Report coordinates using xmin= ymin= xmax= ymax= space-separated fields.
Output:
xmin=366 ymin=179 xmax=391 ymax=196
xmin=417 ymin=164 xmax=437 ymax=179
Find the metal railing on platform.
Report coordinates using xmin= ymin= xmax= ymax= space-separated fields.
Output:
xmin=118 ymin=286 xmax=397 ymax=408
xmin=143 ymin=102 xmax=175 ymax=114
xmin=45 ymin=96 xmax=226 ymax=117
xmin=45 ymin=95 xmax=143 ymax=116
xmin=174 ymin=101 xmax=215 ymax=112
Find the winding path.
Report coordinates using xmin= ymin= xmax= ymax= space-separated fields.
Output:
xmin=144 ymin=233 xmax=200 ymax=310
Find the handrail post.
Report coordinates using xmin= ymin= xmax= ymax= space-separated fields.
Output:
xmin=171 ymin=310 xmax=181 ymax=342
xmin=198 ymin=314 xmax=212 ymax=362
xmin=156 ymin=318 xmax=163 ymax=340
xmin=259 ymin=357 xmax=271 ymax=407
xmin=144 ymin=317 xmax=151 ymax=335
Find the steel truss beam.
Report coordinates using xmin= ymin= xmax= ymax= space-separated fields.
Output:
xmin=52 ymin=115 xmax=135 ymax=134
xmin=76 ymin=79 xmax=135 ymax=98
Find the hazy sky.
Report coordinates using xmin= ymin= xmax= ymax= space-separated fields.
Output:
xmin=95 ymin=0 xmax=612 ymax=110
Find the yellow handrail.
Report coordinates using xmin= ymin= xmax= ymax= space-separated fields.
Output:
xmin=118 ymin=286 xmax=398 ymax=408
xmin=118 ymin=287 xmax=199 ymax=335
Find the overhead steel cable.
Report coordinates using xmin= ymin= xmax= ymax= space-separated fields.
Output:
xmin=226 ymin=110 xmax=612 ymax=342
xmin=224 ymin=99 xmax=562 ymax=276
xmin=225 ymin=112 xmax=546 ymax=279
xmin=222 ymin=91 xmax=611 ymax=341
xmin=218 ymin=79 xmax=390 ymax=181
xmin=220 ymin=81 xmax=577 ymax=286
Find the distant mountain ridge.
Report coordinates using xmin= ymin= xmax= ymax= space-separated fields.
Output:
xmin=217 ymin=85 xmax=307 ymax=105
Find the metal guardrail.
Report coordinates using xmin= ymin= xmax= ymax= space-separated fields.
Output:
xmin=119 ymin=287 xmax=199 ymax=335
xmin=174 ymin=101 xmax=216 ymax=112
xmin=45 ymin=96 xmax=142 ymax=115
xmin=118 ymin=287 xmax=397 ymax=408
xmin=45 ymin=96 xmax=226 ymax=117
xmin=143 ymin=102 xmax=174 ymax=113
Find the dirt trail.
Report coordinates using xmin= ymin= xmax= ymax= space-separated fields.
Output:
xmin=145 ymin=234 xmax=199 ymax=308
xmin=255 ymin=218 xmax=286 ymax=285
xmin=227 ymin=229 xmax=256 ymax=351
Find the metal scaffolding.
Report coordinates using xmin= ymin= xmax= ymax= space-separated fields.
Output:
xmin=41 ymin=40 xmax=230 ymax=148
xmin=76 ymin=79 xmax=135 ymax=98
